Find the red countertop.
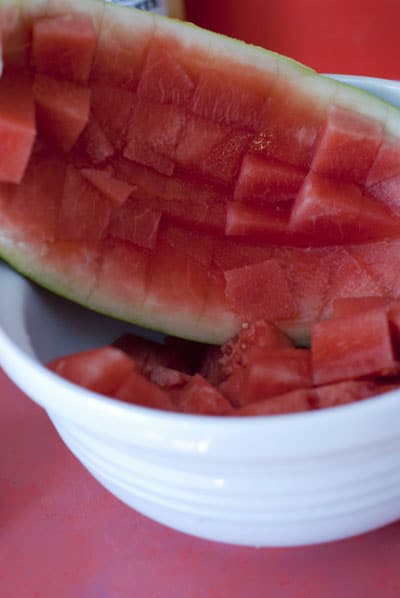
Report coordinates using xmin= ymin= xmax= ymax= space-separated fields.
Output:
xmin=2 ymin=2 xmax=400 ymax=596
xmin=2 ymin=368 xmax=400 ymax=597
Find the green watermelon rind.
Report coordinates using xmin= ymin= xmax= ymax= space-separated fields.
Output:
xmin=2 ymin=0 xmax=400 ymax=345
xmin=0 ymin=236 xmax=241 ymax=344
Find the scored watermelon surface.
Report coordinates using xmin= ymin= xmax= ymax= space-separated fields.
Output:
xmin=2 ymin=1 xmax=400 ymax=344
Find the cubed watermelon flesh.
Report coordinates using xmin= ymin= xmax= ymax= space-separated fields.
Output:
xmin=47 ymin=306 xmax=400 ymax=415
xmin=0 ymin=70 xmax=36 ymax=184
xmin=3 ymin=0 xmax=400 ymax=347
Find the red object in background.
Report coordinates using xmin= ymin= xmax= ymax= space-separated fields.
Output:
xmin=185 ymin=0 xmax=400 ymax=79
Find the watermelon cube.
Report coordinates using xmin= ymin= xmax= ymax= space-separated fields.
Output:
xmin=311 ymin=309 xmax=396 ymax=385
xmin=106 ymin=198 xmax=162 ymax=250
xmin=0 ymin=70 xmax=36 ymax=183
xmin=124 ymin=97 xmax=186 ymax=169
xmin=33 ymin=74 xmax=90 ymax=152
xmin=236 ymin=388 xmax=317 ymax=416
xmin=225 ymin=202 xmax=293 ymax=241
xmin=175 ymin=116 xmax=251 ymax=185
xmin=240 ymin=347 xmax=312 ymax=406
xmin=234 ymin=153 xmax=305 ymax=204
xmin=113 ymin=368 xmax=175 ymax=411
xmin=366 ymin=137 xmax=400 ymax=187
xmin=200 ymin=318 xmax=293 ymax=385
xmin=191 ymin=66 xmax=266 ymax=130
xmin=80 ymin=168 xmax=134 ymax=207
xmin=58 ymin=166 xmax=112 ymax=241
xmin=332 ymin=296 xmax=392 ymax=319
xmin=289 ymin=172 xmax=400 ymax=243
xmin=367 ymin=175 xmax=400 ymax=217
xmin=48 ymin=346 xmax=135 ymax=396
xmin=0 ymin=151 xmax=65 ymax=243
xmin=75 ymin=114 xmax=115 ymax=165
xmin=218 ymin=368 xmax=245 ymax=407
xmin=176 ymin=374 xmax=234 ymax=415
xmin=90 ymin=84 xmax=136 ymax=152
xmin=315 ymin=380 xmax=383 ymax=409
xmin=32 ymin=14 xmax=97 ymax=84
xmin=224 ymin=258 xmax=297 ymax=322
xmin=137 ymin=39 xmax=195 ymax=106
xmin=311 ymin=105 xmax=383 ymax=184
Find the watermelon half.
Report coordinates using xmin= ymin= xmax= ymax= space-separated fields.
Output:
xmin=2 ymin=1 xmax=400 ymax=345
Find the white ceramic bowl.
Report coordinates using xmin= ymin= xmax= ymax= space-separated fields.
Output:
xmin=2 ymin=76 xmax=400 ymax=548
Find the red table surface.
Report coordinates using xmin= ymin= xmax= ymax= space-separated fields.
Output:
xmin=2 ymin=2 xmax=400 ymax=596
xmin=2 ymin=368 xmax=400 ymax=597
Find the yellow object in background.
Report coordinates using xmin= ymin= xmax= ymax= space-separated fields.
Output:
xmin=105 ymin=0 xmax=185 ymax=19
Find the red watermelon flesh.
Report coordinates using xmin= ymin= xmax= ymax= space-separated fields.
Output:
xmin=174 ymin=115 xmax=251 ymax=185
xmin=48 ymin=312 xmax=400 ymax=415
xmin=240 ymin=347 xmax=312 ymax=406
xmin=236 ymin=388 xmax=317 ymax=416
xmin=90 ymin=84 xmax=135 ymax=152
xmin=315 ymin=380 xmax=393 ymax=409
xmin=252 ymin=76 xmax=328 ymax=170
xmin=74 ymin=113 xmax=114 ymax=165
xmin=93 ymin=241 xmax=149 ymax=317
xmin=311 ymin=309 xmax=396 ymax=386
xmin=190 ymin=65 xmax=267 ymax=131
xmin=367 ymin=137 xmax=400 ymax=187
xmin=48 ymin=346 xmax=135 ymax=396
xmin=113 ymin=160 xmax=226 ymax=233
xmin=213 ymin=238 xmax=275 ymax=270
xmin=349 ymin=240 xmax=400 ymax=297
xmin=311 ymin=106 xmax=383 ymax=185
xmin=124 ymin=97 xmax=187 ymax=166
xmin=332 ymin=296 xmax=393 ymax=319
xmin=89 ymin=2 xmax=153 ymax=89
xmin=159 ymin=224 xmax=215 ymax=268
xmin=235 ymin=381 xmax=391 ymax=416
xmin=113 ymin=333 xmax=201 ymax=376
xmin=0 ymin=70 xmax=36 ymax=184
xmin=106 ymin=198 xmax=162 ymax=250
xmin=175 ymin=375 xmax=234 ymax=415
xmin=32 ymin=14 xmax=97 ymax=84
xmin=113 ymin=368 xmax=175 ymax=411
xmin=38 ymin=240 xmax=101 ymax=300
xmin=234 ymin=154 xmax=306 ymax=204
xmin=80 ymin=168 xmax=133 ymax=207
xmin=200 ymin=319 xmax=293 ymax=386
xmin=137 ymin=39 xmax=195 ymax=106
xmin=225 ymin=202 xmax=294 ymax=241
xmin=367 ymin=175 xmax=400 ymax=217
xmin=289 ymin=172 xmax=400 ymax=244
xmin=3 ymin=2 xmax=400 ymax=348
xmin=58 ymin=166 xmax=112 ymax=241
xmin=224 ymin=259 xmax=297 ymax=323
xmin=33 ymin=73 xmax=91 ymax=152
xmin=0 ymin=150 xmax=65 ymax=243
xmin=316 ymin=248 xmax=383 ymax=320
xmin=144 ymin=241 xmax=209 ymax=335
